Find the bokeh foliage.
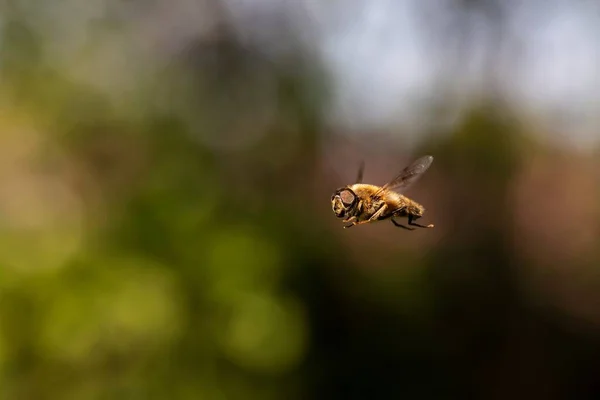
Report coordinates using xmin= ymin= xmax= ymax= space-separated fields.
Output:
xmin=1 ymin=3 xmax=600 ymax=400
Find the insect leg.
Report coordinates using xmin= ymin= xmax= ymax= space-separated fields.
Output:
xmin=391 ymin=217 xmax=414 ymax=230
xmin=343 ymin=216 xmax=357 ymax=228
xmin=407 ymin=214 xmax=434 ymax=228
xmin=366 ymin=205 xmax=388 ymax=222
xmin=344 ymin=204 xmax=388 ymax=228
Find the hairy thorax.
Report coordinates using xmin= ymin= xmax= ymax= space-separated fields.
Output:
xmin=349 ymin=183 xmax=424 ymax=220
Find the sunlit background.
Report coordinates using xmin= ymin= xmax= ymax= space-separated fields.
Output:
xmin=1 ymin=0 xmax=600 ymax=398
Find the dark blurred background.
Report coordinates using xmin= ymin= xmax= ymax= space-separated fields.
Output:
xmin=1 ymin=0 xmax=600 ymax=399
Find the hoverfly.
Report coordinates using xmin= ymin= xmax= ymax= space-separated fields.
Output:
xmin=331 ymin=155 xmax=434 ymax=230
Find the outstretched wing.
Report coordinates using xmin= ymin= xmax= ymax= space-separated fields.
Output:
xmin=373 ymin=155 xmax=434 ymax=197
xmin=355 ymin=160 xmax=365 ymax=183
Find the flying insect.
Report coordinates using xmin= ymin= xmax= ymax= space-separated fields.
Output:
xmin=331 ymin=155 xmax=435 ymax=230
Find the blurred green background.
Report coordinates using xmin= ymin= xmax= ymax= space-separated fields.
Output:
xmin=1 ymin=0 xmax=600 ymax=399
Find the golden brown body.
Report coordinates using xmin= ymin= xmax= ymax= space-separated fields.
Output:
xmin=331 ymin=156 xmax=434 ymax=230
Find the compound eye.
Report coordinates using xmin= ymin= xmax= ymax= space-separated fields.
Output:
xmin=339 ymin=190 xmax=355 ymax=206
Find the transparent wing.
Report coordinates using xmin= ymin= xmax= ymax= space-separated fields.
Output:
xmin=355 ymin=160 xmax=365 ymax=183
xmin=374 ymin=155 xmax=434 ymax=196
